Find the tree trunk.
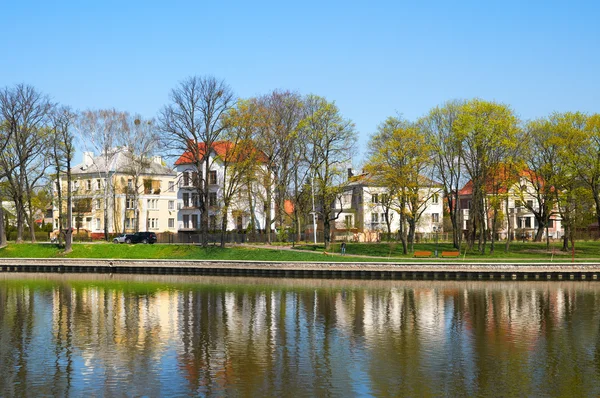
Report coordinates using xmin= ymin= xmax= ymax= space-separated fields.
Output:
xmin=220 ymin=204 xmax=229 ymax=248
xmin=265 ymin=176 xmax=272 ymax=244
xmin=504 ymin=196 xmax=511 ymax=253
xmin=65 ymin=167 xmax=73 ymax=253
xmin=0 ymin=205 xmax=7 ymax=247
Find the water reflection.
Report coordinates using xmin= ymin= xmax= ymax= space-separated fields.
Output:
xmin=0 ymin=274 xmax=599 ymax=396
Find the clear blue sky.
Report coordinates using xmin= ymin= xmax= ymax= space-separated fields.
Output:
xmin=2 ymin=0 xmax=598 ymax=165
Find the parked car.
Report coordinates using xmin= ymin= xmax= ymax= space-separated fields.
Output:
xmin=125 ymin=231 xmax=157 ymax=244
xmin=113 ymin=234 xmax=133 ymax=244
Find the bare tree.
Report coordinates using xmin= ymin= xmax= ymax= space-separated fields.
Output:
xmin=159 ymin=76 xmax=234 ymax=247
xmin=251 ymin=90 xmax=304 ymax=242
xmin=0 ymin=84 xmax=53 ymax=243
xmin=76 ymin=109 xmax=129 ymax=240
xmin=50 ymin=106 xmax=76 ymax=252
xmin=119 ymin=115 xmax=159 ymax=232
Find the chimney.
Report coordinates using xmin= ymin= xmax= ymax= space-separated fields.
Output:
xmin=347 ymin=168 xmax=353 ymax=179
xmin=83 ymin=152 xmax=94 ymax=167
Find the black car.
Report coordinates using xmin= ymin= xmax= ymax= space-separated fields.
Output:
xmin=125 ymin=231 xmax=157 ymax=244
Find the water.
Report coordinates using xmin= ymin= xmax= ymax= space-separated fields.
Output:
xmin=0 ymin=273 xmax=599 ymax=397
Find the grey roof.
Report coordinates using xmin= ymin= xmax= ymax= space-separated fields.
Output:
xmin=71 ymin=148 xmax=175 ymax=176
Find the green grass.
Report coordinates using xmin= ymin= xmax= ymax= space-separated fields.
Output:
xmin=0 ymin=240 xmax=598 ymax=262
xmin=296 ymin=240 xmax=600 ymax=261
xmin=0 ymin=243 xmax=386 ymax=262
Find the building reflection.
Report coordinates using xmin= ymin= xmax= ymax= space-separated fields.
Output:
xmin=0 ymin=275 xmax=599 ymax=396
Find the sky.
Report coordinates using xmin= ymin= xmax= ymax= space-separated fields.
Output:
xmin=1 ymin=0 xmax=599 ymax=166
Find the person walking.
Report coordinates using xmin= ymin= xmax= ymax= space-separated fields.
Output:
xmin=341 ymin=242 xmax=346 ymax=255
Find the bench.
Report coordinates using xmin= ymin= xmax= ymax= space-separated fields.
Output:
xmin=441 ymin=251 xmax=460 ymax=258
xmin=414 ymin=251 xmax=432 ymax=258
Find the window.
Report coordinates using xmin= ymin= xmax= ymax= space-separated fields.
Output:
xmin=148 ymin=199 xmax=158 ymax=210
xmin=192 ymin=193 xmax=199 ymax=207
xmin=372 ymin=194 xmax=379 ymax=204
xmin=95 ymin=199 xmax=101 ymax=211
xmin=128 ymin=179 xmax=133 ymax=189
xmin=209 ymin=170 xmax=217 ymax=185
xmin=183 ymin=172 xmax=190 ymax=186
xmin=148 ymin=218 xmax=159 ymax=229
xmin=345 ymin=215 xmax=353 ymax=227
xmin=515 ymin=200 xmax=523 ymax=208
xmin=381 ymin=194 xmax=388 ymax=203
xmin=72 ymin=180 xmax=79 ymax=191
xmin=87 ymin=180 xmax=92 ymax=190
xmin=432 ymin=193 xmax=439 ymax=205
xmin=527 ymin=200 xmax=533 ymax=209
xmin=209 ymin=192 xmax=217 ymax=206
xmin=183 ymin=214 xmax=190 ymax=229
xmin=183 ymin=193 xmax=190 ymax=207
xmin=95 ymin=218 xmax=101 ymax=230
xmin=168 ymin=181 xmax=175 ymax=192
xmin=525 ymin=217 xmax=532 ymax=228
xmin=168 ymin=200 xmax=174 ymax=210
xmin=192 ymin=214 xmax=199 ymax=229
xmin=432 ymin=213 xmax=440 ymax=223
xmin=237 ymin=215 xmax=243 ymax=230
xmin=371 ymin=213 xmax=379 ymax=224
xmin=126 ymin=197 xmax=135 ymax=209
xmin=96 ymin=179 xmax=101 ymax=190
xmin=125 ymin=217 xmax=135 ymax=229
xmin=168 ymin=218 xmax=175 ymax=229
xmin=381 ymin=213 xmax=386 ymax=223
xmin=192 ymin=171 xmax=199 ymax=187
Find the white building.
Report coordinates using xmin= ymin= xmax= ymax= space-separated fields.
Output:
xmin=173 ymin=141 xmax=274 ymax=233
xmin=334 ymin=171 xmax=444 ymax=238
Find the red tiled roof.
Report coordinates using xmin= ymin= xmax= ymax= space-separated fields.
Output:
xmin=174 ymin=140 xmax=266 ymax=165
xmin=458 ymin=167 xmax=550 ymax=196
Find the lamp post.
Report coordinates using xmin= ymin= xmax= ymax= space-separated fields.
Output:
xmin=311 ymin=176 xmax=317 ymax=245
xmin=434 ymin=225 xmax=439 ymax=257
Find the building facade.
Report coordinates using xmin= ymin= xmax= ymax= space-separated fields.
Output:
xmin=333 ymin=172 xmax=444 ymax=238
xmin=53 ymin=148 xmax=177 ymax=236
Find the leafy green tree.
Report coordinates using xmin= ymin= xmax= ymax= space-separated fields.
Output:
xmin=454 ymin=99 xmax=520 ymax=254
xmin=301 ymin=95 xmax=357 ymax=249
xmin=366 ymin=117 xmax=436 ymax=253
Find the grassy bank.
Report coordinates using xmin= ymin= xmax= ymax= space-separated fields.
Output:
xmin=296 ymin=241 xmax=600 ymax=260
xmin=0 ymin=241 xmax=598 ymax=262
xmin=0 ymin=243 xmax=381 ymax=262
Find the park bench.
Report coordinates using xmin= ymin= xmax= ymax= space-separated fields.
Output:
xmin=441 ymin=251 xmax=461 ymax=258
xmin=414 ymin=251 xmax=432 ymax=258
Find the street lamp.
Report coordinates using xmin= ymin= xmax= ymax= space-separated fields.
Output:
xmin=311 ymin=176 xmax=317 ymax=245
xmin=433 ymin=225 xmax=439 ymax=257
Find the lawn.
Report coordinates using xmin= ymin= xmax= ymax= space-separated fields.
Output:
xmin=295 ymin=240 xmax=600 ymax=261
xmin=0 ymin=240 xmax=598 ymax=262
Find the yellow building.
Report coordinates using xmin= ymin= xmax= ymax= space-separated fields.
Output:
xmin=53 ymin=147 xmax=177 ymax=237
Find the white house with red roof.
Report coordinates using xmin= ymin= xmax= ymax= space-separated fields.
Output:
xmin=173 ymin=141 xmax=274 ymax=233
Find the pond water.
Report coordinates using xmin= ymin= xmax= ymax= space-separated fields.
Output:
xmin=0 ymin=273 xmax=599 ymax=396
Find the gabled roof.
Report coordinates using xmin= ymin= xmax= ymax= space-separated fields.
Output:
xmin=174 ymin=140 xmax=267 ymax=166
xmin=71 ymin=147 xmax=174 ymax=176
xmin=458 ymin=167 xmax=550 ymax=196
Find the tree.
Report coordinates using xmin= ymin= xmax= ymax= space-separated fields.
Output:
xmin=0 ymin=84 xmax=53 ymax=243
xmin=454 ymin=99 xmax=520 ymax=254
xmin=520 ymin=117 xmax=563 ymax=246
xmin=159 ymin=76 xmax=234 ymax=247
xmin=76 ymin=109 xmax=129 ymax=240
xmin=251 ymin=90 xmax=304 ymax=242
xmin=301 ymin=95 xmax=357 ymax=249
xmin=422 ymin=100 xmax=465 ymax=249
xmin=366 ymin=117 xmax=436 ymax=253
xmin=218 ymin=100 xmax=263 ymax=246
xmin=119 ymin=115 xmax=159 ymax=232
xmin=50 ymin=106 xmax=76 ymax=252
